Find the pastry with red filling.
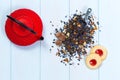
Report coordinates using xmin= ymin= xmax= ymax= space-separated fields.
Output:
xmin=86 ymin=54 xmax=102 ymax=69
xmin=90 ymin=45 xmax=107 ymax=60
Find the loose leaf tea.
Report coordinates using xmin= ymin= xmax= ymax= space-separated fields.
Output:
xmin=51 ymin=8 xmax=99 ymax=65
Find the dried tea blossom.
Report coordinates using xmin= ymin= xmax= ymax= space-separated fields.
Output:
xmin=51 ymin=8 xmax=99 ymax=65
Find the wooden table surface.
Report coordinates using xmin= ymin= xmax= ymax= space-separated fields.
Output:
xmin=0 ymin=0 xmax=119 ymax=80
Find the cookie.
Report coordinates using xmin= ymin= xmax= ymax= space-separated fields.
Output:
xmin=90 ymin=45 xmax=107 ymax=60
xmin=86 ymin=54 xmax=102 ymax=69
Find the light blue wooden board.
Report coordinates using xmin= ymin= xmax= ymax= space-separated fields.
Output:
xmin=0 ymin=0 xmax=11 ymax=80
xmin=99 ymin=0 xmax=120 ymax=80
xmin=40 ymin=0 xmax=70 ymax=80
xmin=0 ymin=0 xmax=118 ymax=80
xmin=69 ymin=0 xmax=99 ymax=80
xmin=10 ymin=0 xmax=41 ymax=80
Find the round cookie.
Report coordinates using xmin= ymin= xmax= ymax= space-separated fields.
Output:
xmin=86 ymin=54 xmax=102 ymax=69
xmin=90 ymin=45 xmax=107 ymax=60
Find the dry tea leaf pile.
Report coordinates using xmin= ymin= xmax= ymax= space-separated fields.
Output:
xmin=51 ymin=8 xmax=99 ymax=65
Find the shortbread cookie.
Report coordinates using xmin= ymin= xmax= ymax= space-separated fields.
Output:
xmin=86 ymin=54 xmax=102 ymax=69
xmin=90 ymin=45 xmax=107 ymax=60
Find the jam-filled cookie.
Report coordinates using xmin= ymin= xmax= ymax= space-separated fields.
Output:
xmin=86 ymin=54 xmax=102 ymax=69
xmin=90 ymin=45 xmax=107 ymax=60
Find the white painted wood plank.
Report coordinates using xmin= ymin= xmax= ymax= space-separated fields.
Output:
xmin=0 ymin=0 xmax=11 ymax=80
xmin=41 ymin=0 xmax=69 ymax=80
xmin=69 ymin=0 xmax=99 ymax=80
xmin=100 ymin=0 xmax=120 ymax=80
xmin=0 ymin=0 xmax=119 ymax=80
xmin=11 ymin=0 xmax=41 ymax=80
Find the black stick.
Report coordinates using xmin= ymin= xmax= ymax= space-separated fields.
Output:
xmin=7 ymin=15 xmax=36 ymax=34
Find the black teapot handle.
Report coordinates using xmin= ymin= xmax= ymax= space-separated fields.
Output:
xmin=7 ymin=15 xmax=36 ymax=34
